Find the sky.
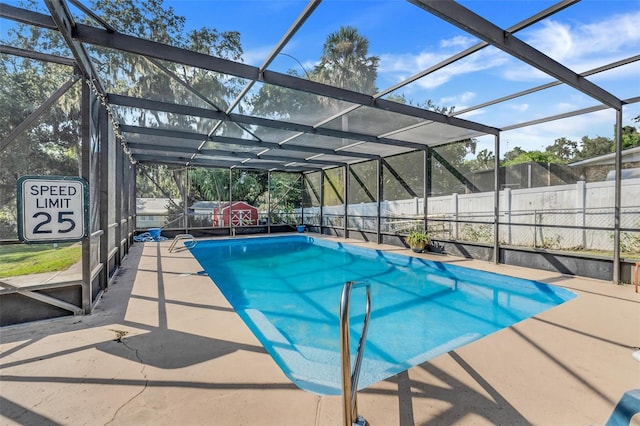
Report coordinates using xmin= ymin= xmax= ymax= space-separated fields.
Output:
xmin=162 ymin=0 xmax=640 ymax=155
xmin=2 ymin=0 xmax=639 ymax=157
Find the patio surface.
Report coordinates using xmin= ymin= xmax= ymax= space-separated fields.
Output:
xmin=1 ymin=234 xmax=639 ymax=425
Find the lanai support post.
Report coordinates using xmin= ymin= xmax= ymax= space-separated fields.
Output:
xmin=377 ymin=159 xmax=382 ymax=244
xmin=300 ymin=172 xmax=304 ymax=226
xmin=423 ymin=149 xmax=428 ymax=232
xmin=131 ymin=164 xmax=137 ymax=246
xmin=320 ymin=170 xmax=325 ymax=236
xmin=229 ymin=168 xmax=233 ymax=235
xmin=114 ymin=125 xmax=122 ymax=269
xmin=267 ymin=171 xmax=271 ymax=234
xmin=184 ymin=167 xmax=189 ymax=235
xmin=99 ymin=103 xmax=110 ymax=293
xmin=344 ymin=164 xmax=349 ymax=239
xmin=81 ymin=78 xmax=92 ymax=314
xmin=493 ymin=133 xmax=501 ymax=264
xmin=613 ymin=109 xmax=622 ymax=284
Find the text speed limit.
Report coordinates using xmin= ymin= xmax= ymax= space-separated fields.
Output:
xmin=17 ymin=176 xmax=89 ymax=243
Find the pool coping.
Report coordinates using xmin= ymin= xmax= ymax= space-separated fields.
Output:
xmin=1 ymin=233 xmax=638 ymax=425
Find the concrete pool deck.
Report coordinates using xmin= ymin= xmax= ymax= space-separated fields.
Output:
xmin=1 ymin=234 xmax=639 ymax=425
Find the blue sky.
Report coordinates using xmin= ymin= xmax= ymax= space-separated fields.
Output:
xmin=3 ymin=0 xmax=639 ymax=156
xmin=167 ymin=0 xmax=640 ymax=155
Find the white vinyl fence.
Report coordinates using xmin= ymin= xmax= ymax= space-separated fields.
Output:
xmin=299 ymin=179 xmax=640 ymax=252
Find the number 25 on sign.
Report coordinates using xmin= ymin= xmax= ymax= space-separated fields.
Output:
xmin=17 ymin=176 xmax=89 ymax=243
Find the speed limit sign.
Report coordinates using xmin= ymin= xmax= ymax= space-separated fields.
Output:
xmin=17 ymin=176 xmax=89 ymax=243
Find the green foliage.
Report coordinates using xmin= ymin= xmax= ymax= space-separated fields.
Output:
xmin=430 ymin=139 xmax=477 ymax=195
xmin=252 ymin=25 xmax=379 ymax=118
xmin=545 ymin=137 xmax=578 ymax=162
xmin=314 ymin=26 xmax=379 ymax=95
xmin=573 ymin=135 xmax=613 ymax=161
xmin=231 ymin=170 xmax=267 ymax=207
xmin=250 ymin=83 xmax=322 ymax=120
xmin=0 ymin=0 xmax=245 ymax=239
xmin=0 ymin=57 xmax=80 ymax=238
xmin=622 ymin=125 xmax=640 ymax=150
xmin=265 ymin=173 xmax=303 ymax=213
xmin=323 ymin=167 xmax=345 ymax=206
xmin=461 ymin=224 xmax=493 ymax=244
xmin=0 ymin=243 xmax=81 ymax=278
xmin=136 ymin=164 xmax=182 ymax=199
xmin=502 ymin=124 xmax=639 ymax=168
xmin=405 ymin=229 xmax=430 ymax=248
xmin=465 ymin=148 xmax=495 ymax=171
xmin=536 ymin=235 xmax=562 ymax=250
xmin=383 ymin=151 xmax=423 ymax=200
xmin=503 ymin=146 xmax=526 ymax=163
xmin=502 ymin=150 xmax=567 ymax=166
xmin=618 ymin=232 xmax=640 ymax=257
xmin=188 ymin=167 xmax=231 ymax=203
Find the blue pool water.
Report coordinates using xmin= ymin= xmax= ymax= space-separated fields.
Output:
xmin=189 ymin=235 xmax=575 ymax=395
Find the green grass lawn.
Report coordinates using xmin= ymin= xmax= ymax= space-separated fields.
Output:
xmin=0 ymin=243 xmax=82 ymax=278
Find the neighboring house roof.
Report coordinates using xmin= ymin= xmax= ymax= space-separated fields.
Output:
xmin=189 ymin=201 xmax=218 ymax=211
xmin=136 ymin=198 xmax=180 ymax=215
xmin=569 ymin=146 xmax=640 ymax=167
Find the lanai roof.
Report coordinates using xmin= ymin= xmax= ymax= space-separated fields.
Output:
xmin=1 ymin=0 xmax=638 ymax=172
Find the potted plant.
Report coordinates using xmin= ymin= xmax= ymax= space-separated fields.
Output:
xmin=405 ymin=229 xmax=430 ymax=253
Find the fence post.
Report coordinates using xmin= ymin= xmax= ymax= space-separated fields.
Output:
xmin=452 ymin=193 xmax=459 ymax=240
xmin=576 ymin=181 xmax=586 ymax=249
xmin=534 ymin=210 xmax=538 ymax=248
xmin=505 ymin=187 xmax=512 ymax=245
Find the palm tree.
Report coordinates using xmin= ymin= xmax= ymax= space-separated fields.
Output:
xmin=314 ymin=26 xmax=379 ymax=95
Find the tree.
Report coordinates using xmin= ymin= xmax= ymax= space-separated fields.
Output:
xmin=574 ymin=135 xmax=613 ymax=161
xmin=1 ymin=0 xmax=245 ymax=238
xmin=89 ymin=0 xmax=243 ymax=135
xmin=136 ymin=164 xmax=182 ymax=199
xmin=502 ymin=150 xmax=565 ymax=166
xmin=545 ymin=137 xmax=577 ymax=162
xmin=258 ymin=172 xmax=303 ymax=220
xmin=313 ymin=26 xmax=379 ymax=95
xmin=622 ymin=125 xmax=640 ymax=150
xmin=465 ymin=149 xmax=495 ymax=171
xmin=249 ymin=77 xmax=322 ymax=121
xmin=0 ymin=11 xmax=81 ymax=237
xmin=503 ymin=146 xmax=527 ymax=163
xmin=429 ymin=139 xmax=477 ymax=195
xmin=251 ymin=26 xmax=379 ymax=120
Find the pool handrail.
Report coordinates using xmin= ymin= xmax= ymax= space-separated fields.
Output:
xmin=168 ymin=234 xmax=196 ymax=252
xmin=340 ymin=280 xmax=371 ymax=426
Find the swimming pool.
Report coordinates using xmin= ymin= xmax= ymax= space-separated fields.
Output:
xmin=189 ymin=235 xmax=576 ymax=395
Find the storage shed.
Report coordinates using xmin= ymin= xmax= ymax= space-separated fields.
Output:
xmin=212 ymin=201 xmax=258 ymax=227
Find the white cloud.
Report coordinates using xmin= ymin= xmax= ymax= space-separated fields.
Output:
xmin=378 ymin=51 xmax=442 ymax=75
xmin=502 ymin=10 xmax=640 ymax=80
xmin=378 ymin=10 xmax=640 ymax=90
xmin=373 ymin=5 xmax=639 ymax=126
xmin=509 ymin=103 xmax=529 ymax=112
xmin=441 ymin=91 xmax=476 ymax=106
xmin=499 ymin=109 xmax=617 ymax=152
xmin=456 ymin=108 xmax=485 ymax=119
xmin=525 ymin=20 xmax=574 ymax=62
xmin=242 ymin=45 xmax=275 ymax=67
xmin=439 ymin=35 xmax=476 ymax=50
xmin=380 ymin=47 xmax=509 ymax=90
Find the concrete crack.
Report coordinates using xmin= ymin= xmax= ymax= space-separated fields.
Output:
xmin=104 ymin=337 xmax=148 ymax=426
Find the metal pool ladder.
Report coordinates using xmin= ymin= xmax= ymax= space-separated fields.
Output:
xmin=340 ymin=280 xmax=372 ymax=426
xmin=168 ymin=234 xmax=196 ymax=252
